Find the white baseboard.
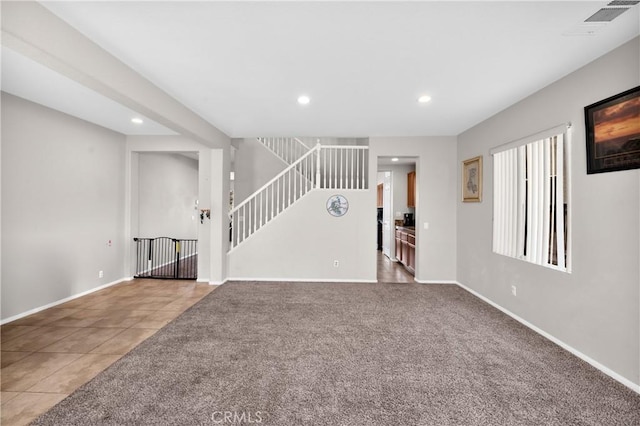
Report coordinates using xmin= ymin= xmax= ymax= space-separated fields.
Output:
xmin=415 ymin=279 xmax=460 ymax=284
xmin=227 ymin=277 xmax=377 ymax=283
xmin=209 ymin=279 xmax=227 ymax=285
xmin=1 ymin=277 xmax=129 ymax=325
xmin=455 ymin=281 xmax=640 ymax=394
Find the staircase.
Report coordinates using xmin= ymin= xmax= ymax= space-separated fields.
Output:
xmin=229 ymin=142 xmax=369 ymax=249
xmin=258 ymin=137 xmax=311 ymax=165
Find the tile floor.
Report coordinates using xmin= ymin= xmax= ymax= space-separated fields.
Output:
xmin=0 ymin=278 xmax=215 ymax=426
xmin=377 ymin=250 xmax=414 ymax=283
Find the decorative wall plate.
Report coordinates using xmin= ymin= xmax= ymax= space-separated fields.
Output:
xmin=326 ymin=194 xmax=349 ymax=217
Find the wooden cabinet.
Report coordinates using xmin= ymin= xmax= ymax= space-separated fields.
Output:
xmin=395 ymin=226 xmax=415 ymax=275
xmin=395 ymin=229 xmax=403 ymax=262
xmin=377 ymin=184 xmax=384 ymax=207
xmin=407 ymin=233 xmax=416 ymax=274
xmin=407 ymin=171 xmax=416 ymax=208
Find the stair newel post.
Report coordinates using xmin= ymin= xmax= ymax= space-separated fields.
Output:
xmin=315 ymin=143 xmax=321 ymax=189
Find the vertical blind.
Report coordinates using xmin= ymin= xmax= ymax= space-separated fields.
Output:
xmin=492 ymin=129 xmax=567 ymax=271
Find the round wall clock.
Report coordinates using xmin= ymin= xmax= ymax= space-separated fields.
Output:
xmin=326 ymin=194 xmax=349 ymax=217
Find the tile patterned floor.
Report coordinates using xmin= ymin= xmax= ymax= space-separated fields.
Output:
xmin=0 ymin=279 xmax=215 ymax=426
xmin=377 ymin=250 xmax=414 ymax=283
xmin=1 ymin=262 xmax=407 ymax=424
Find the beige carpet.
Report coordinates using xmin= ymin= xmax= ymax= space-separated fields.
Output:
xmin=34 ymin=282 xmax=640 ymax=425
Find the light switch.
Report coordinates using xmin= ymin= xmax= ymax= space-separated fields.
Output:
xmin=424 ymin=222 xmax=429 ymax=230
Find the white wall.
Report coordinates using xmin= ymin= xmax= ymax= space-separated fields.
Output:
xmin=1 ymin=93 xmax=126 ymax=320
xmin=370 ymin=137 xmax=457 ymax=282
xmin=457 ymin=37 xmax=640 ymax=386
xmin=137 ymin=153 xmax=198 ymax=239
xmin=228 ymin=190 xmax=376 ymax=281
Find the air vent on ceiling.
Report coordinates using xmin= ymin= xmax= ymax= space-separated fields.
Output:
xmin=564 ymin=1 xmax=637 ymax=36
xmin=608 ymin=1 xmax=639 ymax=6
xmin=585 ymin=7 xmax=629 ymax=22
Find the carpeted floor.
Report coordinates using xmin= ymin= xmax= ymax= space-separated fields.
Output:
xmin=34 ymin=282 xmax=640 ymax=425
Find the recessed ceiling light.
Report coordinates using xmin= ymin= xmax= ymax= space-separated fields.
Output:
xmin=131 ymin=117 xmax=144 ymax=124
xmin=391 ymin=157 xmax=399 ymax=162
xmin=418 ymin=95 xmax=432 ymax=104
xmin=297 ymin=95 xmax=310 ymax=105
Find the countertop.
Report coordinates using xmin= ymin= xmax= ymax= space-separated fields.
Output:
xmin=395 ymin=225 xmax=415 ymax=233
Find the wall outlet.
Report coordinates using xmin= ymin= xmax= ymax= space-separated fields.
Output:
xmin=333 ymin=260 xmax=339 ymax=268
xmin=98 ymin=270 xmax=104 ymax=278
xmin=511 ymin=285 xmax=517 ymax=296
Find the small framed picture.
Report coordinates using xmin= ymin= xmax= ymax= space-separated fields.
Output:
xmin=585 ymin=86 xmax=640 ymax=174
xmin=462 ymin=156 xmax=482 ymax=202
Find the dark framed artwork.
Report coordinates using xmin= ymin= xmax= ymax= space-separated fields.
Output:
xmin=584 ymin=86 xmax=640 ymax=174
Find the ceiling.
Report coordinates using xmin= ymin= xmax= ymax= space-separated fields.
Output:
xmin=4 ymin=1 xmax=640 ymax=138
xmin=1 ymin=46 xmax=177 ymax=135
xmin=379 ymin=156 xmax=417 ymax=167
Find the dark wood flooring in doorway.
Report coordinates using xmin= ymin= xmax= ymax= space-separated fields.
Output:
xmin=377 ymin=250 xmax=414 ymax=283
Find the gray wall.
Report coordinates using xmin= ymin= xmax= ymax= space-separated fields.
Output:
xmin=1 ymin=93 xmax=126 ymax=320
xmin=232 ymin=138 xmax=286 ymax=204
xmin=137 ymin=153 xmax=198 ymax=239
xmin=457 ymin=37 xmax=639 ymax=386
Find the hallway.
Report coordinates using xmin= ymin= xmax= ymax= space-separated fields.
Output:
xmin=377 ymin=251 xmax=414 ymax=283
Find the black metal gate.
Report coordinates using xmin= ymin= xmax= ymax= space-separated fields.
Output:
xmin=133 ymin=237 xmax=198 ymax=280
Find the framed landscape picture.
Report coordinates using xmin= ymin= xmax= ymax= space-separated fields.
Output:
xmin=462 ymin=156 xmax=482 ymax=202
xmin=585 ymin=86 xmax=640 ymax=174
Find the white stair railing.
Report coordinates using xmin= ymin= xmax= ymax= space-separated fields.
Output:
xmin=317 ymin=145 xmax=369 ymax=190
xmin=258 ymin=137 xmax=310 ymax=165
xmin=229 ymin=144 xmax=369 ymax=249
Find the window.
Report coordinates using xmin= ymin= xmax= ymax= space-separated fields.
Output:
xmin=492 ymin=125 xmax=570 ymax=271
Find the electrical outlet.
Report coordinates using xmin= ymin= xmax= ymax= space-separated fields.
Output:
xmin=99 ymin=270 xmax=104 ymax=278
xmin=333 ymin=260 xmax=339 ymax=268
xmin=511 ymin=285 xmax=517 ymax=296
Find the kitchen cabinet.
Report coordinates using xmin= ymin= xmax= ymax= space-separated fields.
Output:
xmin=407 ymin=233 xmax=416 ymax=273
xmin=407 ymin=171 xmax=416 ymax=207
xmin=377 ymin=183 xmax=383 ymax=207
xmin=395 ymin=226 xmax=415 ymax=275
xmin=395 ymin=229 xmax=403 ymax=262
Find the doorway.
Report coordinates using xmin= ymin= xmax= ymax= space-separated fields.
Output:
xmin=133 ymin=152 xmax=200 ymax=280
xmin=376 ymin=156 xmax=417 ymax=283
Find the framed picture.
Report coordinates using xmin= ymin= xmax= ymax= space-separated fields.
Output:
xmin=585 ymin=86 xmax=640 ymax=174
xmin=462 ymin=156 xmax=482 ymax=202
xmin=326 ymin=194 xmax=349 ymax=217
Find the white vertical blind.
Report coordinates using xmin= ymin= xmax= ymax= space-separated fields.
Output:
xmin=555 ymin=134 xmax=566 ymax=270
xmin=492 ymin=128 xmax=569 ymax=271
xmin=516 ymin=146 xmax=526 ymax=256
xmin=493 ymin=150 xmax=520 ymax=258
